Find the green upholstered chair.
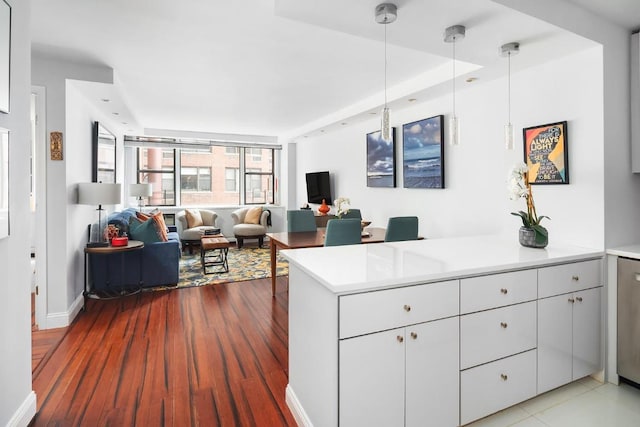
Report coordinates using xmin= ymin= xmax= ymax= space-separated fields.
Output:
xmin=324 ymin=218 xmax=362 ymax=247
xmin=384 ymin=216 xmax=419 ymax=242
xmin=287 ymin=210 xmax=317 ymax=232
xmin=341 ymin=208 xmax=362 ymax=220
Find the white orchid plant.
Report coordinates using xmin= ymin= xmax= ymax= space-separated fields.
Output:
xmin=508 ymin=163 xmax=549 ymax=243
xmin=334 ymin=197 xmax=351 ymax=218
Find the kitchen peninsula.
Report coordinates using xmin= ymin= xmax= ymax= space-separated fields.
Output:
xmin=282 ymin=235 xmax=604 ymax=427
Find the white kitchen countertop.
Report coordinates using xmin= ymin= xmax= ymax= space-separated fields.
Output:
xmin=607 ymin=245 xmax=640 ymax=260
xmin=281 ymin=235 xmax=604 ymax=294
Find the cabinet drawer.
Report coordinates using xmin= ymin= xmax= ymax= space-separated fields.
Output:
xmin=460 ymin=301 xmax=536 ymax=369
xmin=460 ymin=269 xmax=537 ymax=314
xmin=538 ymin=259 xmax=601 ymax=298
xmin=339 ymin=280 xmax=459 ymax=339
xmin=460 ymin=349 xmax=537 ymax=425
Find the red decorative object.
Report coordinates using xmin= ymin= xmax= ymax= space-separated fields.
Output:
xmin=318 ymin=199 xmax=330 ymax=215
xmin=111 ymin=236 xmax=129 ymax=247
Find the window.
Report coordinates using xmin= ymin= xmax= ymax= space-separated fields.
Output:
xmin=133 ymin=144 xmax=276 ymax=206
xmin=137 ymin=147 xmax=175 ymax=206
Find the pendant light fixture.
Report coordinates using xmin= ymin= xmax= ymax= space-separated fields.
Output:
xmin=444 ymin=25 xmax=465 ymax=146
xmin=501 ymin=42 xmax=520 ymax=150
xmin=375 ymin=3 xmax=397 ymax=143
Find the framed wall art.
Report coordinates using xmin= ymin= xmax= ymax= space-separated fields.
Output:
xmin=523 ymin=121 xmax=569 ymax=185
xmin=366 ymin=128 xmax=396 ymax=188
xmin=0 ymin=0 xmax=10 ymax=114
xmin=92 ymin=121 xmax=116 ymax=183
xmin=402 ymin=115 xmax=444 ymax=189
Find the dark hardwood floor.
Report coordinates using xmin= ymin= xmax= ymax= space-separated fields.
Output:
xmin=32 ymin=275 xmax=295 ymax=426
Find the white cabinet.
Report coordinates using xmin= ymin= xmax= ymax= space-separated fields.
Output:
xmin=340 ymin=317 xmax=459 ymax=427
xmin=538 ymin=286 xmax=601 ymax=394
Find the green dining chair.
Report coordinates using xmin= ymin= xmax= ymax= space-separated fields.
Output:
xmin=324 ymin=219 xmax=362 ymax=246
xmin=287 ymin=210 xmax=317 ymax=232
xmin=384 ymin=216 xmax=419 ymax=242
xmin=341 ymin=208 xmax=362 ymax=220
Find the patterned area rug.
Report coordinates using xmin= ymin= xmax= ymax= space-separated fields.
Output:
xmin=169 ymin=247 xmax=288 ymax=289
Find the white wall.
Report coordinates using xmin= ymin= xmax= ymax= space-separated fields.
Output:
xmin=0 ymin=0 xmax=37 ymax=425
xmin=294 ymin=47 xmax=605 ymax=249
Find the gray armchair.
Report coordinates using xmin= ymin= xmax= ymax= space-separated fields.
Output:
xmin=176 ymin=209 xmax=218 ymax=252
xmin=231 ymin=207 xmax=270 ymax=248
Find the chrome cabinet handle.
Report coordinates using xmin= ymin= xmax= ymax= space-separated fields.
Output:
xmin=403 ymin=304 xmax=411 ymax=312
xmin=576 ymin=296 xmax=583 ymax=302
xmin=397 ymin=335 xmax=404 ymax=343
xmin=500 ymin=374 xmax=508 ymax=381
xmin=500 ymin=288 xmax=508 ymax=294
xmin=410 ymin=332 xmax=418 ymax=340
xmin=568 ymin=297 xmax=575 ymax=303
xmin=500 ymin=322 xmax=508 ymax=329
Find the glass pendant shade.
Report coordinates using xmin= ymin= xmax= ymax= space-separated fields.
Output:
xmin=381 ymin=106 xmax=391 ymax=142
xmin=505 ymin=123 xmax=514 ymax=150
xmin=449 ymin=115 xmax=460 ymax=146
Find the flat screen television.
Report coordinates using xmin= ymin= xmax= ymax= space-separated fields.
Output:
xmin=306 ymin=171 xmax=332 ymax=205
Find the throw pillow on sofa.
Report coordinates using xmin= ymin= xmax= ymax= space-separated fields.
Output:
xmin=185 ymin=209 xmax=204 ymax=228
xmin=244 ymin=206 xmax=263 ymax=224
xmin=129 ymin=215 xmax=166 ymax=244
xmin=136 ymin=211 xmax=169 ymax=241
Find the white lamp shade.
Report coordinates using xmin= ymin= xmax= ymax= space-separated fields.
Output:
xmin=129 ymin=183 xmax=153 ymax=198
xmin=77 ymin=183 xmax=121 ymax=205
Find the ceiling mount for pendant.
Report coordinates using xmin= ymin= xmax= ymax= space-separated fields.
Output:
xmin=444 ymin=25 xmax=466 ymax=43
xmin=501 ymin=42 xmax=520 ymax=57
xmin=375 ymin=3 xmax=397 ymax=24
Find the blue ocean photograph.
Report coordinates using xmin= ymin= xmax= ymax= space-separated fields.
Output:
xmin=367 ymin=129 xmax=396 ymax=188
xmin=402 ymin=115 xmax=444 ymax=188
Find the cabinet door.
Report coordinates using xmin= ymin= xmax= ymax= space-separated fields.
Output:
xmin=573 ymin=287 xmax=601 ymax=380
xmin=339 ymin=328 xmax=405 ymax=427
xmin=406 ymin=317 xmax=459 ymax=427
xmin=538 ymin=294 xmax=573 ymax=393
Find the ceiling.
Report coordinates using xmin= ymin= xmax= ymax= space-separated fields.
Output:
xmin=29 ymin=0 xmax=638 ymax=141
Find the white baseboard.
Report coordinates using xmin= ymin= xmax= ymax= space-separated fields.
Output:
xmin=44 ymin=293 xmax=84 ymax=329
xmin=7 ymin=391 xmax=36 ymax=427
xmin=286 ymin=384 xmax=312 ymax=427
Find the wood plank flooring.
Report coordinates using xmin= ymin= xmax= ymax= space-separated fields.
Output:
xmin=32 ymin=276 xmax=295 ymax=426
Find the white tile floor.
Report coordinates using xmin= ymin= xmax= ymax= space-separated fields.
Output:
xmin=468 ymin=377 xmax=640 ymax=426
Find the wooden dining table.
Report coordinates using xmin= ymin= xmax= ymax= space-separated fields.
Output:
xmin=266 ymin=227 xmax=386 ymax=297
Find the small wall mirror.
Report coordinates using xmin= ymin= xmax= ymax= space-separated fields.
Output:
xmin=92 ymin=121 xmax=116 ymax=183
xmin=0 ymin=127 xmax=8 ymax=239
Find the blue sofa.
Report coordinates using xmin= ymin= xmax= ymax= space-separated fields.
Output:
xmin=88 ymin=208 xmax=181 ymax=291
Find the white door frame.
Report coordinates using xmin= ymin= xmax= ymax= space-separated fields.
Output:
xmin=32 ymin=85 xmax=48 ymax=329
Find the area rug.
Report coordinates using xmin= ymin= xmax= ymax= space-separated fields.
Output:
xmin=158 ymin=247 xmax=289 ymax=290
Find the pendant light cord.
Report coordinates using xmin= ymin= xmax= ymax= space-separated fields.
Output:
xmin=452 ymin=38 xmax=456 ymax=116
xmin=384 ymin=20 xmax=388 ymax=108
xmin=508 ymin=51 xmax=511 ymax=124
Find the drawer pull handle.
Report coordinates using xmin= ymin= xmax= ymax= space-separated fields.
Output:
xmin=500 ymin=288 xmax=508 ymax=294
xmin=403 ymin=304 xmax=411 ymax=312
xmin=410 ymin=332 xmax=418 ymax=340
xmin=500 ymin=322 xmax=508 ymax=329
xmin=572 ymin=275 xmax=579 ymax=281
xmin=500 ymin=374 xmax=508 ymax=381
xmin=576 ymin=296 xmax=583 ymax=302
xmin=397 ymin=335 xmax=404 ymax=343
xmin=568 ymin=297 xmax=575 ymax=303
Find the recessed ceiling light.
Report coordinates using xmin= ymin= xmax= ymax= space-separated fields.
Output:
xmin=369 ymin=111 xmax=377 ymax=115
xmin=101 ymin=98 xmax=110 ymax=102
xmin=122 ymin=122 xmax=128 ymax=125
xmin=341 ymin=122 xmax=348 ymax=126
xmin=466 ymin=77 xmax=478 ymax=83
xmin=112 ymin=112 xmax=119 ymax=116
xmin=408 ymin=98 xmax=417 ymax=102
xmin=320 ymin=129 xmax=325 ymax=133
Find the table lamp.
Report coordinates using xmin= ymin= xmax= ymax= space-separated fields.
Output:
xmin=78 ymin=182 xmax=121 ymax=247
xmin=129 ymin=183 xmax=152 ymax=211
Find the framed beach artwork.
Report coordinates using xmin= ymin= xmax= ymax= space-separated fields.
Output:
xmin=366 ymin=128 xmax=396 ymax=188
xmin=523 ymin=121 xmax=569 ymax=185
xmin=402 ymin=115 xmax=444 ymax=189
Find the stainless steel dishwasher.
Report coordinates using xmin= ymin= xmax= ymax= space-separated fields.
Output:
xmin=618 ymin=257 xmax=640 ymax=385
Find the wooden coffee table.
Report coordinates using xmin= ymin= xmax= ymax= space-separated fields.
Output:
xmin=200 ymin=235 xmax=232 ymax=274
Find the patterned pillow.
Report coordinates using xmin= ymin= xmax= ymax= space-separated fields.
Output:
xmin=244 ymin=206 xmax=263 ymax=224
xmin=128 ymin=216 xmax=163 ymax=244
xmin=185 ymin=209 xmax=204 ymax=228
